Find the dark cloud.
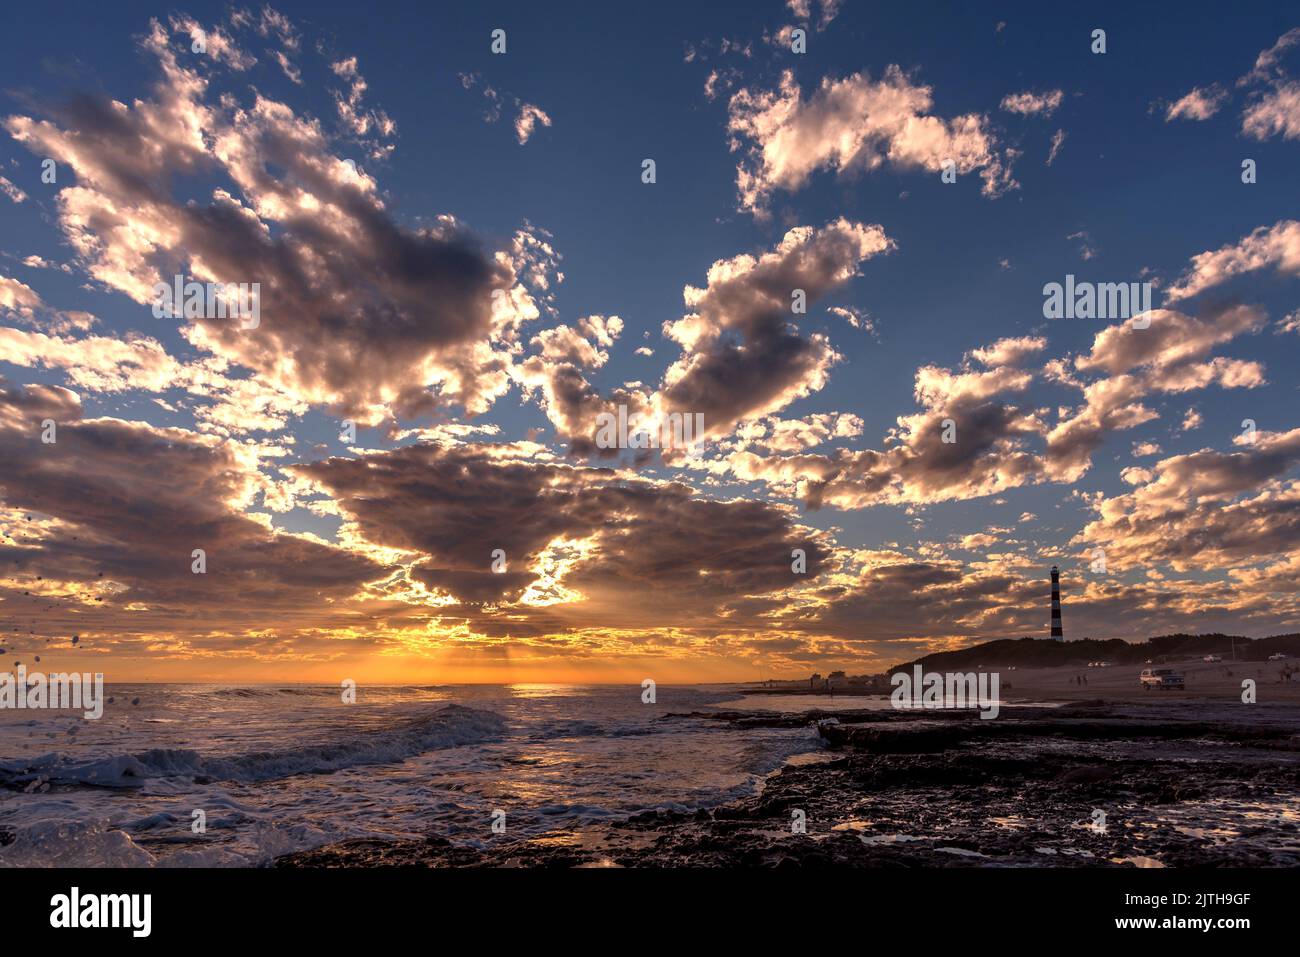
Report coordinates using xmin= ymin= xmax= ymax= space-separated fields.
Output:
xmin=659 ymin=219 xmax=892 ymax=439
xmin=0 ymin=381 xmax=388 ymax=641
xmin=1077 ymin=428 xmax=1300 ymax=571
xmin=295 ymin=442 xmax=833 ymax=623
xmin=714 ymin=361 xmax=1046 ymax=510
xmin=5 ymin=20 xmax=526 ymax=424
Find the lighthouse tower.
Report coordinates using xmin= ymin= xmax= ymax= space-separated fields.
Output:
xmin=1050 ymin=565 xmax=1064 ymax=640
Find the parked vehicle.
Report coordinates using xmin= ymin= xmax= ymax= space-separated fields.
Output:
xmin=1269 ymin=653 xmax=1289 ymax=661
xmin=1203 ymin=654 xmax=1222 ymax=663
xmin=1140 ymin=668 xmax=1185 ymax=690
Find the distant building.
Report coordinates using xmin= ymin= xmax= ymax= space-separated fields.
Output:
xmin=828 ymin=670 xmax=846 ymax=680
xmin=1050 ymin=565 xmax=1064 ymax=640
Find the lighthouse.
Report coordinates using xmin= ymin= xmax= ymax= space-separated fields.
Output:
xmin=1050 ymin=565 xmax=1064 ymax=640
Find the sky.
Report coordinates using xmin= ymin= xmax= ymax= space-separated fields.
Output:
xmin=0 ymin=1 xmax=1298 ymax=683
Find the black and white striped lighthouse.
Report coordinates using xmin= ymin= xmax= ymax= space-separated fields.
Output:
xmin=1050 ymin=565 xmax=1064 ymax=640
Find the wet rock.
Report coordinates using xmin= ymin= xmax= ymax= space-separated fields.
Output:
xmin=276 ymin=701 xmax=1300 ymax=869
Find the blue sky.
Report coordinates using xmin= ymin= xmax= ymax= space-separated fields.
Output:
xmin=0 ymin=2 xmax=1298 ymax=680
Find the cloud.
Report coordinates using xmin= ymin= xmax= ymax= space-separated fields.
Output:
xmin=826 ymin=305 xmax=874 ymax=333
xmin=0 ymin=275 xmax=95 ymax=333
xmin=507 ymin=220 xmax=893 ymax=461
xmin=1000 ymin=89 xmax=1063 ymax=117
xmin=0 ymin=176 xmax=26 ymax=204
xmin=3 ymin=9 xmax=1298 ymax=676
xmin=459 ymin=72 xmax=504 ymax=123
xmin=4 ymin=20 xmax=547 ymax=425
xmin=1237 ymin=29 xmax=1300 ymax=140
xmin=726 ymin=67 xmax=1017 ymax=215
xmin=328 ymin=55 xmax=396 ymax=154
xmin=295 ymin=442 xmax=833 ymax=622
xmin=529 ymin=314 xmax=621 ymax=367
xmin=1072 ymin=305 xmax=1266 ymax=378
xmin=711 ymin=342 xmax=1048 ymax=510
xmin=0 ymin=276 xmax=42 ymax=316
xmin=1238 ymin=27 xmax=1300 ymax=87
xmin=728 ymin=412 xmax=865 ymax=454
xmin=0 ymin=381 xmax=388 ymax=643
xmin=253 ymin=5 xmax=300 ymax=52
xmin=513 ymin=314 xmax=648 ymax=457
xmin=1067 ymin=230 xmax=1097 ymax=260
xmin=169 ymin=14 xmax=257 ymax=72
xmin=514 ymin=104 xmax=552 ymax=144
xmin=460 ymin=73 xmax=551 ymax=146
xmin=785 ymin=0 xmax=841 ymax=31
xmin=1163 ymin=84 xmax=1228 ymax=121
xmin=1242 ymin=81 xmax=1300 ymax=139
xmin=714 ymin=303 xmax=1266 ymax=509
xmin=658 ymin=219 xmax=893 ymax=439
xmin=272 ymin=50 xmax=303 ymax=85
xmin=1165 ymin=220 xmax=1300 ymax=300
xmin=0 ymin=310 xmax=315 ymax=435
xmin=1046 ymin=305 xmax=1268 ymax=481
xmin=967 ymin=335 xmax=1047 ymax=368
xmin=1077 ymin=428 xmax=1300 ymax=572
xmin=1046 ymin=128 xmax=1066 ymax=166
xmin=0 ymin=327 xmax=181 ymax=394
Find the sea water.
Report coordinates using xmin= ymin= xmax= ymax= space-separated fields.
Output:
xmin=0 ymin=684 xmax=824 ymax=866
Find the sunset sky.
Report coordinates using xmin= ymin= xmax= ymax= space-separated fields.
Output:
xmin=1 ymin=2 xmax=1298 ymax=683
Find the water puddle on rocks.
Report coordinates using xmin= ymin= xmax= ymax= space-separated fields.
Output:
xmin=937 ymin=846 xmax=988 ymax=858
xmin=1034 ymin=846 xmax=1094 ymax=858
xmin=1147 ymin=797 xmax=1300 ymax=850
xmin=1112 ymin=855 xmax=1165 ymax=868
xmin=988 ymin=815 xmax=1028 ymax=830
xmin=860 ymin=833 xmax=925 ymax=845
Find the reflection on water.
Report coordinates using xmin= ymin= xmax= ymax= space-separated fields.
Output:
xmin=988 ymin=815 xmax=1027 ymax=830
xmin=0 ymin=683 xmax=824 ymax=866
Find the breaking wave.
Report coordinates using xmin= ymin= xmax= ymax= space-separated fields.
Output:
xmin=0 ymin=704 xmax=506 ymax=789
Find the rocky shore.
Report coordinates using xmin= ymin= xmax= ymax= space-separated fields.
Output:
xmin=277 ymin=700 xmax=1300 ymax=868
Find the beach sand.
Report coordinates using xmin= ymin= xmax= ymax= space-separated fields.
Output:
xmin=999 ymin=658 xmax=1300 ymax=703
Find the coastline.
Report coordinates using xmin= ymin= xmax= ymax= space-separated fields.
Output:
xmin=277 ymin=681 xmax=1300 ymax=868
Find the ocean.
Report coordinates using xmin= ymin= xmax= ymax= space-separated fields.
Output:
xmin=0 ymin=683 xmax=831 ymax=867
